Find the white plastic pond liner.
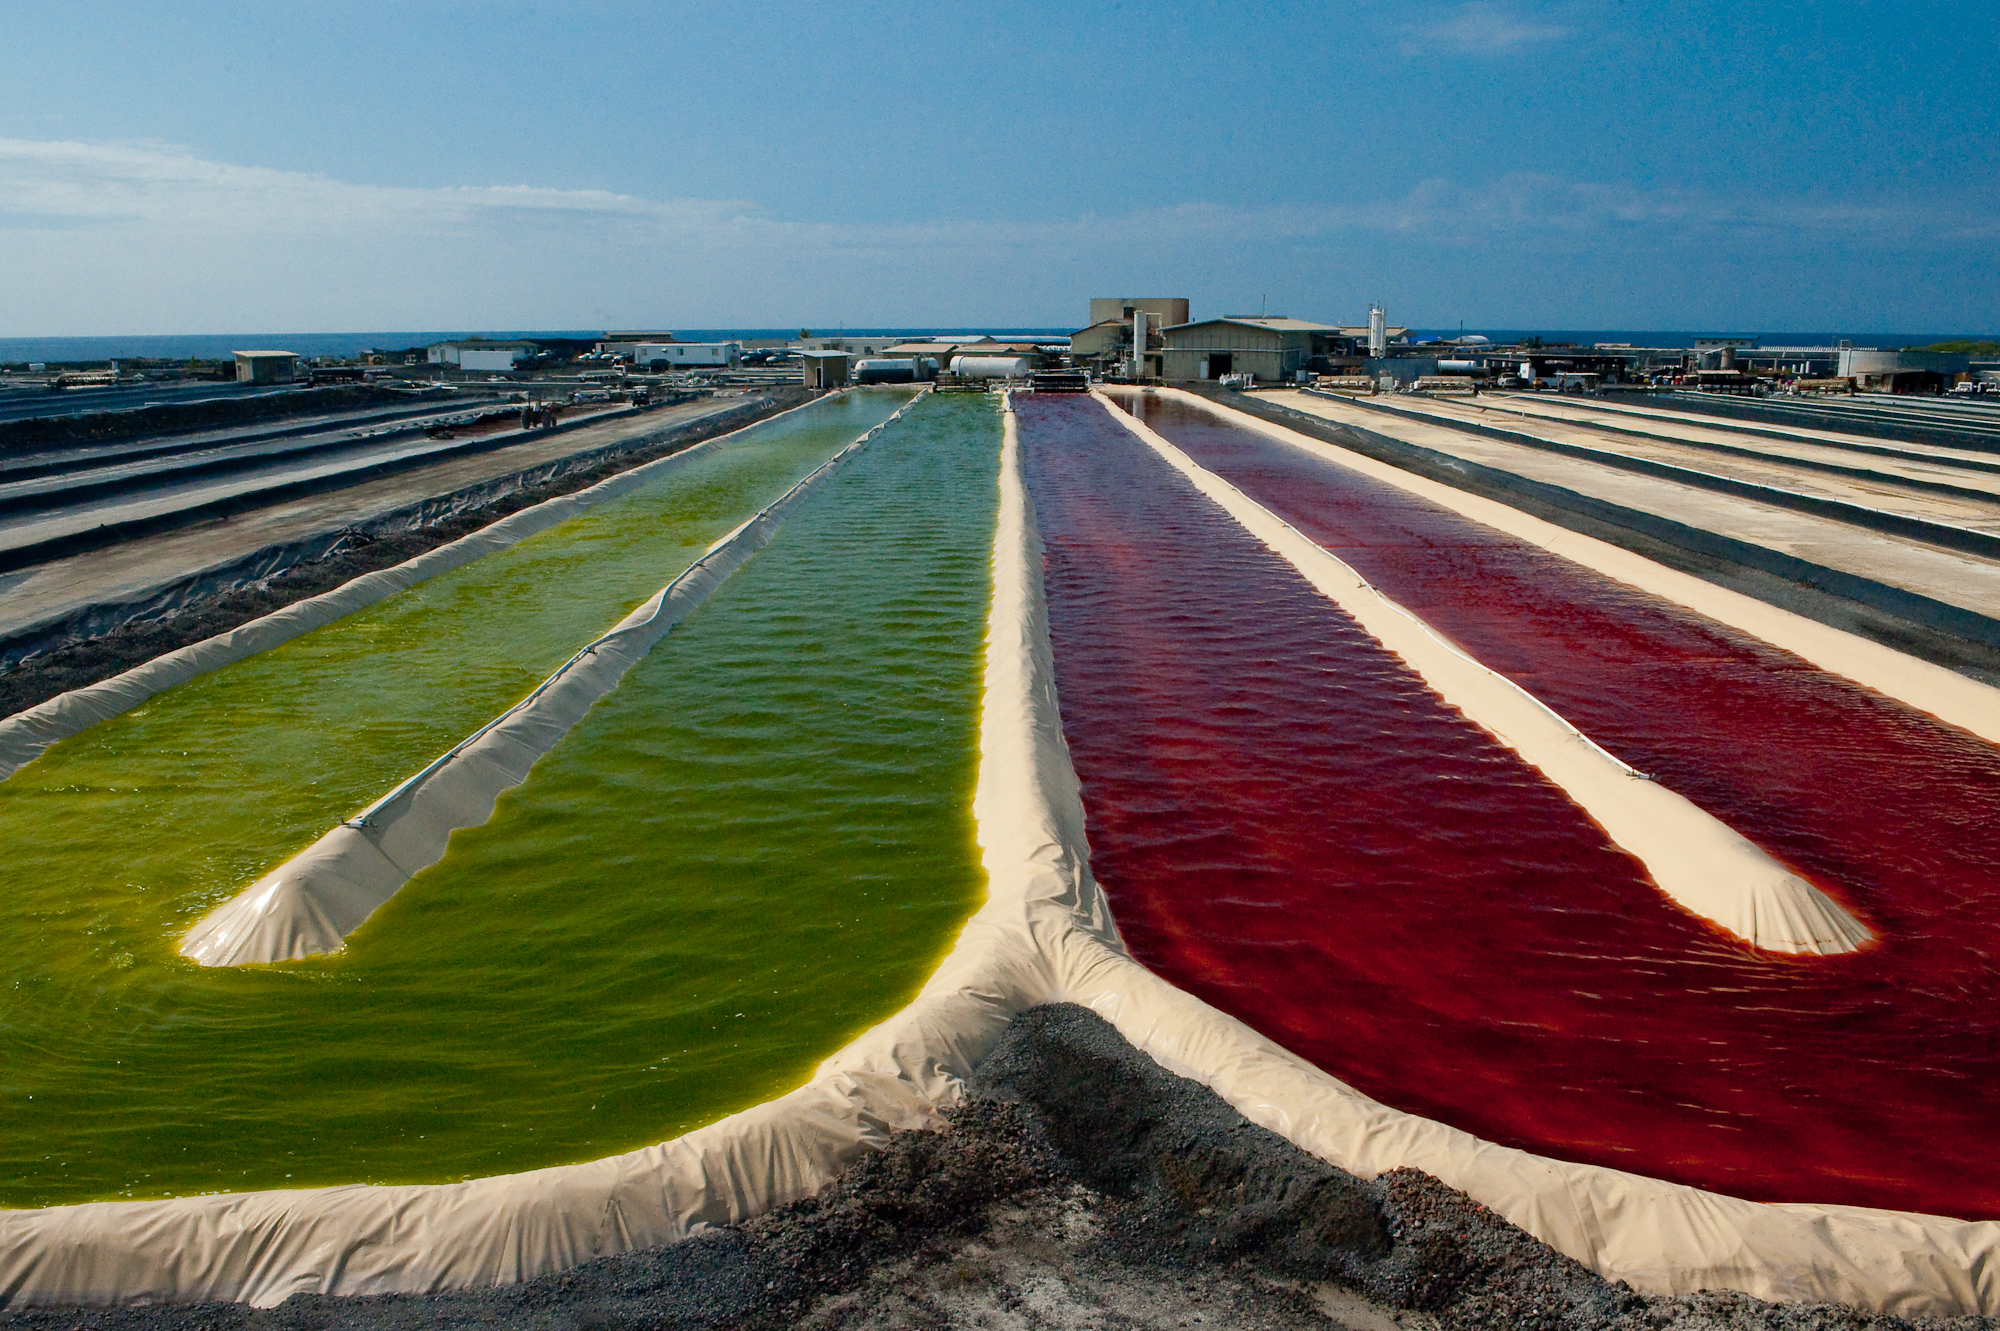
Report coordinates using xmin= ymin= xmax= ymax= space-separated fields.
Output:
xmin=1 ymin=395 xmax=1996 ymax=1315
xmin=0 ymin=392 xmax=858 ymax=784
xmin=1150 ymin=386 xmax=2000 ymax=747
xmin=177 ymin=390 xmax=933 ymax=966
xmin=1091 ymin=391 xmax=1870 ymax=957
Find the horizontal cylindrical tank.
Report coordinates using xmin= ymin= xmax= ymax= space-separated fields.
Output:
xmin=854 ymin=359 xmax=921 ymax=385
xmin=949 ymin=356 xmax=1032 ymax=381
xmin=1438 ymin=360 xmax=1488 ymax=376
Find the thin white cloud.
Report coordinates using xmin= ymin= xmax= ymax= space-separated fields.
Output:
xmin=0 ymin=138 xmax=1988 ymax=334
xmin=1400 ymin=3 xmax=1571 ymax=55
xmin=0 ymin=137 xmax=745 ymax=237
xmin=4 ymin=139 xmax=1978 ymax=250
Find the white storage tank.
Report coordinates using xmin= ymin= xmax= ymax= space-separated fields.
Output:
xmin=949 ymin=355 xmax=1031 ymax=381
xmin=854 ymin=358 xmax=922 ymax=384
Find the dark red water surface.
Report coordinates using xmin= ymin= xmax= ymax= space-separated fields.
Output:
xmin=1019 ymin=392 xmax=2000 ymax=1219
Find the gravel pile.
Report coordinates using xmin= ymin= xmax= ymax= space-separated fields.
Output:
xmin=3 ymin=1005 xmax=1989 ymax=1330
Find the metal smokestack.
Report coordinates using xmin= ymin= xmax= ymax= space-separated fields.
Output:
xmin=1131 ymin=309 xmax=1149 ymax=380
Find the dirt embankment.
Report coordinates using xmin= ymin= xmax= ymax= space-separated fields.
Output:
xmin=3 ymin=1005 xmax=1984 ymax=1331
xmin=0 ymin=389 xmax=812 ymax=720
xmin=0 ymin=386 xmax=412 ymax=455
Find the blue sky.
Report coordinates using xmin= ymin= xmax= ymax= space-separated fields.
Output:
xmin=2 ymin=1 xmax=1994 ymax=335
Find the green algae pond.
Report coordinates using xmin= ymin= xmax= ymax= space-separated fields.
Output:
xmin=0 ymin=391 xmax=997 ymax=1207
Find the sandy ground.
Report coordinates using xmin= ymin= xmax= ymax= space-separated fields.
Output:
xmin=5 ymin=1006 xmax=1989 ymax=1331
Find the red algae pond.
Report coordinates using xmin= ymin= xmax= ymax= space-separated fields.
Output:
xmin=1022 ymin=390 xmax=2000 ymax=1220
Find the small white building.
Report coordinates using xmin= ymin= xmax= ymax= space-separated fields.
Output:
xmin=798 ymin=350 xmax=850 ymax=389
xmin=426 ymin=339 xmax=538 ymax=369
xmin=631 ymin=342 xmax=741 ymax=368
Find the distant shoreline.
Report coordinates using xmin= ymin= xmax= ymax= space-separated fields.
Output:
xmin=0 ymin=329 xmax=1076 ymax=364
xmin=2 ymin=326 xmax=1991 ymax=365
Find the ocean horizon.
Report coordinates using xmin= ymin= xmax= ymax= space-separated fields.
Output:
xmin=0 ymin=329 xmax=1073 ymax=365
xmin=1 ymin=326 xmax=1991 ymax=366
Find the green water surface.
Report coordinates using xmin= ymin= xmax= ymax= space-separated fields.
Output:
xmin=0 ymin=390 xmax=996 ymax=1206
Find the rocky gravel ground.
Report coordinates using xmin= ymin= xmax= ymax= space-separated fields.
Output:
xmin=4 ymin=1005 xmax=1989 ymax=1331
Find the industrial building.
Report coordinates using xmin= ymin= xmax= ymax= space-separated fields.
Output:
xmin=880 ymin=340 xmax=967 ymax=365
xmin=629 ymin=342 xmax=741 ymax=369
xmin=1070 ymin=319 xmax=1164 ymax=377
xmin=426 ymin=339 xmax=538 ymax=370
xmin=1837 ymin=348 xmax=1973 ymax=394
xmin=1069 ymin=298 xmax=1188 ymax=377
xmin=1088 ymin=297 xmax=1189 ymax=329
xmin=876 ymin=338 xmax=1047 ymax=373
xmin=1159 ymin=316 xmax=1346 ymax=383
xmin=1069 ymin=320 xmax=1130 ymax=364
xmin=800 ymin=336 xmax=902 ymax=357
xmin=231 ymin=350 xmax=299 ymax=384
xmin=798 ymin=350 xmax=850 ymax=389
